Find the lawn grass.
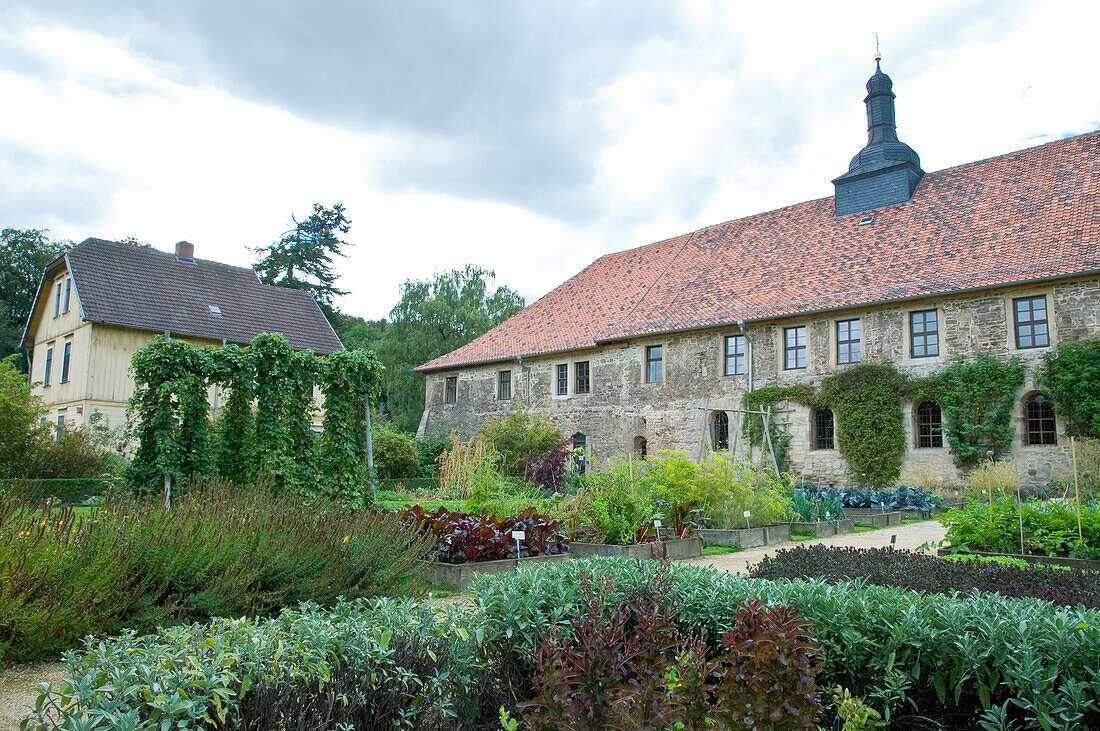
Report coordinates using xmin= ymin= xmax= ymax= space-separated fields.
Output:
xmin=790 ymin=531 xmax=817 ymax=542
xmin=701 ymin=544 xmax=743 ymax=556
xmin=373 ymin=489 xmax=466 ymax=513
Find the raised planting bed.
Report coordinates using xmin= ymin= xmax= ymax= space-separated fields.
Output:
xmin=936 ymin=548 xmax=1100 ymax=572
xmin=931 ymin=501 xmax=968 ymax=515
xmin=698 ymin=524 xmax=791 ymax=549
xmin=571 ymin=536 xmax=703 ymax=561
xmin=844 ymin=509 xmax=902 ymax=527
xmin=425 ymin=553 xmax=572 ymax=592
xmin=789 ymin=519 xmax=855 ymax=537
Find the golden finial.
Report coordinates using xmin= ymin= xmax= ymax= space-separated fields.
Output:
xmin=874 ymin=34 xmax=882 ymax=65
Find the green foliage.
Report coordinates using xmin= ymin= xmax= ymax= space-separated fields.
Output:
xmin=833 ymin=686 xmax=886 ymax=730
xmin=917 ymin=355 xmax=1025 ymax=468
xmin=819 ymin=364 xmax=908 ymax=484
xmin=212 ymin=344 xmax=255 ymax=483
xmin=252 ymin=202 xmax=352 ymax=309
xmin=941 ymin=497 xmax=1100 ymax=559
xmin=1040 ymin=338 xmax=1100 ymax=439
xmin=24 ymin=598 xmax=490 ymax=730
xmin=0 ymin=480 xmax=432 ymax=665
xmin=684 ymin=452 xmax=795 ymax=529
xmin=473 ymin=556 xmax=1100 ymax=730
xmin=126 ymin=337 xmax=215 ymax=491
xmin=476 ymin=412 xmax=564 ymax=479
xmin=0 ymin=228 xmax=70 ymax=365
xmin=415 ymin=431 xmax=452 ymax=478
xmin=568 ymin=456 xmax=656 ymax=544
xmin=328 ymin=309 xmax=387 ymax=353
xmin=0 ymin=354 xmax=48 ymax=477
xmin=742 ymin=385 xmax=812 ymax=471
xmin=372 ymin=422 xmax=420 ymax=479
xmin=319 ymin=347 xmax=382 ymax=504
xmin=0 ymin=477 xmax=120 ymax=504
xmin=375 ymin=265 xmax=525 ymax=431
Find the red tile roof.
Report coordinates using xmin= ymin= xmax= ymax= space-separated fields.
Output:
xmin=418 ymin=131 xmax=1100 ymax=372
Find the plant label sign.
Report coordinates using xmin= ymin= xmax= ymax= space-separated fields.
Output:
xmin=743 ymin=510 xmax=751 ymax=518
xmin=511 ymin=530 xmax=525 ymax=540
xmin=653 ymin=520 xmax=662 ymax=528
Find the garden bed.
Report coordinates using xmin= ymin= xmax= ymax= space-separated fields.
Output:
xmin=936 ymin=548 xmax=1100 ymax=572
xmin=788 ymin=519 xmax=854 ymax=537
xmin=843 ymin=508 xmax=902 ymax=527
xmin=698 ymin=524 xmax=790 ymax=548
xmin=424 ymin=553 xmax=572 ymax=591
xmin=571 ymin=536 xmax=703 ymax=561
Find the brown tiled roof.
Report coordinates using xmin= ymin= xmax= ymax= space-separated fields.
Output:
xmin=418 ymin=131 xmax=1100 ymax=372
xmin=36 ymin=238 xmax=343 ymax=354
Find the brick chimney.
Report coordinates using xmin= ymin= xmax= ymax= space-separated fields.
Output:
xmin=175 ymin=241 xmax=195 ymax=262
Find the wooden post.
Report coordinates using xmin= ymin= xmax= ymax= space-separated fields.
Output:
xmin=163 ymin=473 xmax=171 ymax=511
xmin=762 ymin=406 xmax=782 ymax=476
xmin=628 ymin=449 xmax=635 ymax=487
xmin=1072 ymin=436 xmax=1084 ymax=544
xmin=1016 ymin=481 xmax=1025 ymax=555
xmin=365 ymin=397 xmax=377 ymax=504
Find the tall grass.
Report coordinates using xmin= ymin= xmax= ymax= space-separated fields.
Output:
xmin=0 ymin=478 xmax=431 ymax=664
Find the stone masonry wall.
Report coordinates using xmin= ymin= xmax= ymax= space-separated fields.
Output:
xmin=420 ymin=277 xmax=1100 ymax=486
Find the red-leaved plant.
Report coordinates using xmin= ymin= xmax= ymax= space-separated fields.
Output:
xmin=521 ymin=563 xmax=823 ymax=730
xmin=397 ymin=505 xmax=569 ymax=564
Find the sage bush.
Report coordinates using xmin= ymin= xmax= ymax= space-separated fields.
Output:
xmin=473 ymin=557 xmax=1100 ymax=730
xmin=23 ymin=599 xmax=495 ymax=731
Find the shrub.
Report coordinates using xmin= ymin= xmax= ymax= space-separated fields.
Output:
xmin=748 ymin=545 xmax=1100 ymax=607
xmin=565 ymin=457 xmax=655 ymax=544
xmin=24 ymin=598 xmax=494 ymax=731
xmin=818 ymin=363 xmax=908 ymax=484
xmin=523 ymin=437 xmax=575 ymax=492
xmin=415 ymin=430 xmax=452 ymax=478
xmin=0 ymin=480 xmax=432 ymax=664
xmin=477 ymin=413 xmax=564 ymax=479
xmin=397 ymin=504 xmax=568 ymax=563
xmin=371 ymin=422 xmax=419 ymax=479
xmin=521 ymin=564 xmax=822 ymax=730
xmin=940 ymin=497 xmax=1100 ymax=559
xmin=437 ymin=433 xmax=495 ymax=496
xmin=1055 ymin=437 xmax=1100 ymax=501
xmin=473 ymin=556 xmax=1100 ymax=729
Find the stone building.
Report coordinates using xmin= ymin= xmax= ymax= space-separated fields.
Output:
xmin=415 ymin=63 xmax=1100 ymax=486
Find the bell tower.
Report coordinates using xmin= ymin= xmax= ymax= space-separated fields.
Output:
xmin=832 ymin=57 xmax=924 ymax=216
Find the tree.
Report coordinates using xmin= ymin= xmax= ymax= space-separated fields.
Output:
xmin=0 ymin=228 xmax=71 ymax=366
xmin=252 ymin=203 xmax=351 ymax=311
xmin=375 ymin=265 xmax=525 ymax=432
xmin=328 ymin=310 xmax=387 ymax=353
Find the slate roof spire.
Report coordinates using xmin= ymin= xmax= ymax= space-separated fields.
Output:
xmin=832 ymin=58 xmax=925 ymax=216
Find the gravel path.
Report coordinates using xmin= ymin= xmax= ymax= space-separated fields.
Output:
xmin=685 ymin=519 xmax=947 ymax=574
xmin=0 ymin=659 xmax=67 ymax=731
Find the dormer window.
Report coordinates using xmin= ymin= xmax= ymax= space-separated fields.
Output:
xmin=209 ymin=305 xmax=222 ymax=317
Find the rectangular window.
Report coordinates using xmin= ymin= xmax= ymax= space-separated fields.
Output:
xmin=445 ymin=376 xmax=457 ymax=404
xmin=574 ymin=361 xmax=590 ymax=394
xmin=556 ymin=364 xmax=568 ymax=396
xmin=498 ymin=370 xmax=512 ymax=400
xmin=1014 ymin=296 xmax=1050 ymax=349
xmin=910 ymin=310 xmax=939 ymax=358
xmin=645 ymin=345 xmax=663 ymax=383
xmin=54 ymin=280 xmax=62 ymax=317
xmin=813 ymin=410 xmax=835 ymax=450
xmin=784 ymin=327 xmax=806 ymax=370
xmin=63 ymin=277 xmax=72 ymax=314
xmin=724 ymin=335 xmax=745 ymax=376
xmin=61 ymin=340 xmax=72 ymax=383
xmin=56 ymin=412 xmax=66 ymax=435
xmin=836 ymin=319 xmax=861 ymax=364
xmin=43 ymin=345 xmax=54 ymax=386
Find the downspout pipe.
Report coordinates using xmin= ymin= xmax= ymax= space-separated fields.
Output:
xmin=517 ymin=355 xmax=530 ymax=407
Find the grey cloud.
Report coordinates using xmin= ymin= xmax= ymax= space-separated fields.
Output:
xmin=7 ymin=1 xmax=690 ymax=220
xmin=0 ymin=141 xmax=124 ymax=232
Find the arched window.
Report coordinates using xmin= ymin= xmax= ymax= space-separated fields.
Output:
xmin=634 ymin=436 xmax=648 ymax=460
xmin=1025 ymin=394 xmax=1057 ymax=445
xmin=813 ymin=409 xmax=834 ymax=450
xmin=572 ymin=433 xmax=586 ymax=474
xmin=712 ymin=412 xmax=729 ymax=451
xmin=916 ymin=402 xmax=943 ymax=448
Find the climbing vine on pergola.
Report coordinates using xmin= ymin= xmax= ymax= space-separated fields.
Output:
xmin=126 ymin=332 xmax=380 ymax=504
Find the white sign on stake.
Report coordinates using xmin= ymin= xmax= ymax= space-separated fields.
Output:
xmin=743 ymin=509 xmax=751 ymax=529
xmin=512 ymin=530 xmax=525 ymax=559
xmin=653 ymin=519 xmax=662 ymax=541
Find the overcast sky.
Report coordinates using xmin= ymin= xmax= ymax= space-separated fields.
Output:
xmin=1 ymin=0 xmax=1097 ymax=319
